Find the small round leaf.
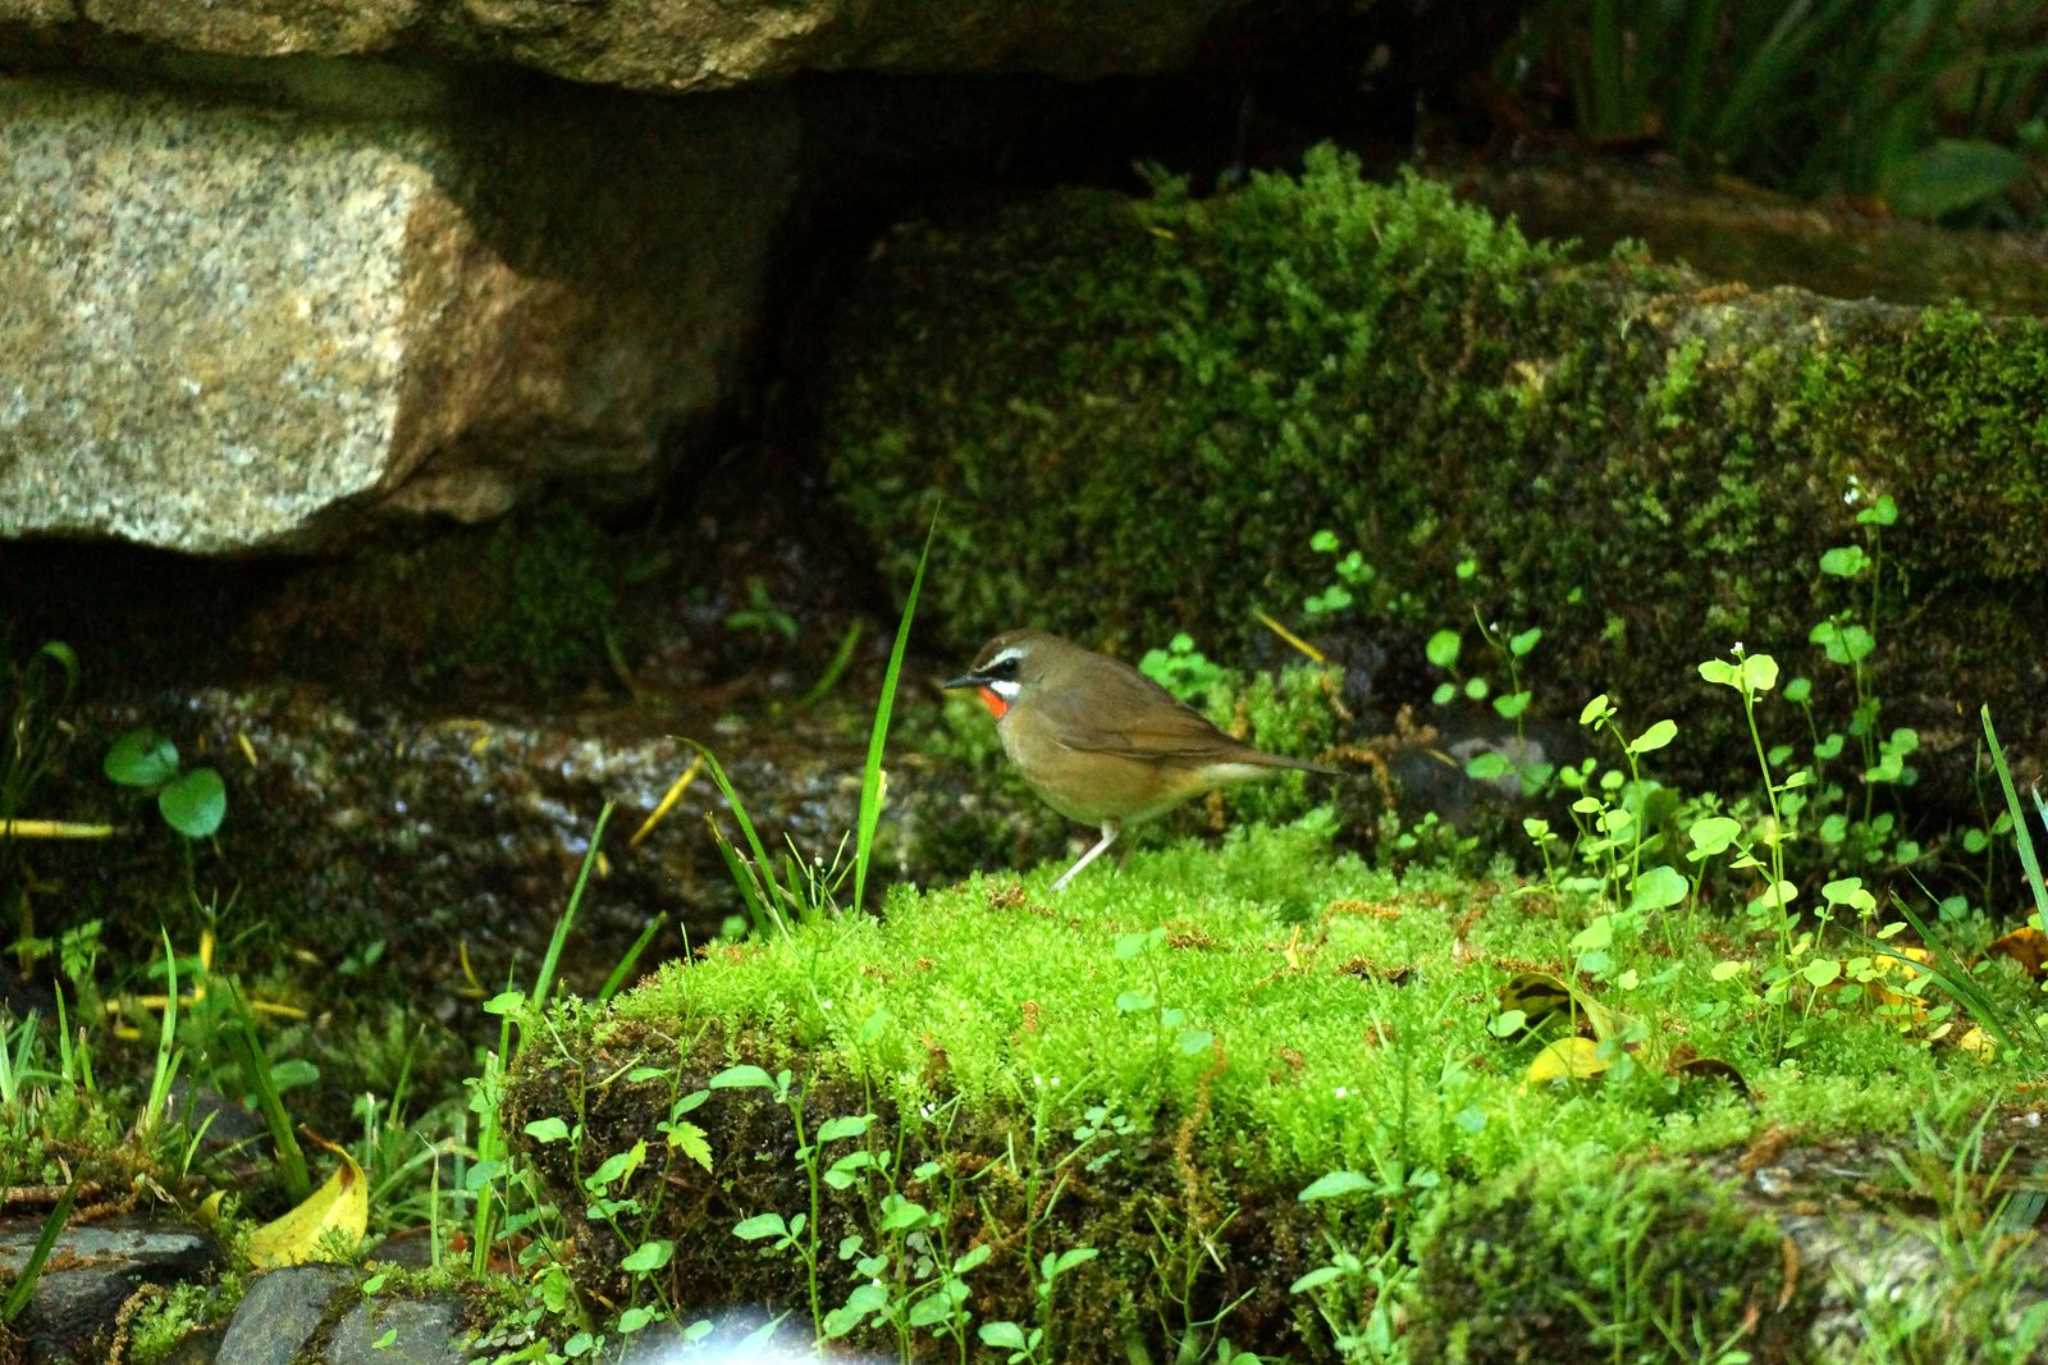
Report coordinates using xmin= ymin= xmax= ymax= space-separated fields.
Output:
xmin=158 ymin=767 xmax=225 ymax=838
xmin=106 ymin=729 xmax=179 ymax=789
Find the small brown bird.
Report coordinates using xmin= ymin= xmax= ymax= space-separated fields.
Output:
xmin=944 ymin=629 xmax=1340 ymax=892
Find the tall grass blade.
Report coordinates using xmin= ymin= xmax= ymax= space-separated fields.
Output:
xmin=0 ymin=1009 xmax=30 ymax=1107
xmin=688 ymin=749 xmax=782 ymax=908
xmin=1589 ymin=0 xmax=1623 ymax=137
xmin=529 ymin=800 xmax=615 ymax=1014
xmin=598 ymin=912 xmax=667 ymax=1005
xmin=470 ymin=1029 xmax=509 ymax=1278
xmin=139 ymin=928 xmax=181 ymax=1141
xmin=707 ymin=815 xmax=777 ymax=938
xmin=854 ymin=506 xmax=939 ymax=916
xmin=225 ymin=981 xmax=310 ymax=1201
xmin=795 ymin=619 xmax=865 ymax=710
xmin=1881 ymin=897 xmax=2029 ymax=1056
xmin=0 ymin=1182 xmax=75 ymax=1324
xmin=1982 ymin=706 xmax=2048 ymax=926
xmin=1666 ymin=0 xmax=1726 ymax=151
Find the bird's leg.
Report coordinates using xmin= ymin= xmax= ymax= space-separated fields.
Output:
xmin=1051 ymin=821 xmax=1119 ymax=894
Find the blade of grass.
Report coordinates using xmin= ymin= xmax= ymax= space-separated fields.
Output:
xmin=225 ymin=981 xmax=310 ymax=1201
xmin=854 ymin=506 xmax=939 ymax=916
xmin=139 ymin=928 xmax=181 ymax=1141
xmin=470 ymin=1015 xmax=511 ymax=1278
xmin=0 ymin=1182 xmax=75 ymax=1324
xmin=598 ymin=912 xmax=668 ymax=1005
xmin=687 ymin=746 xmax=782 ymax=894
xmin=1982 ymin=706 xmax=2048 ymax=926
xmin=0 ymin=1009 xmax=29 ymax=1107
xmin=527 ymin=800 xmax=615 ymax=1016
xmin=466 ymin=801 xmax=614 ymax=1274
xmin=1878 ymin=896 xmax=2031 ymax=1055
xmin=706 ymin=814 xmax=776 ymax=938
xmin=795 ymin=619 xmax=866 ymax=710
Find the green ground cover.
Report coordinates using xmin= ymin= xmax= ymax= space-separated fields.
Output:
xmin=507 ymin=807 xmax=2030 ymax=1362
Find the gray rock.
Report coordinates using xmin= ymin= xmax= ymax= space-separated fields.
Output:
xmin=0 ymin=0 xmax=1255 ymax=93
xmin=0 ymin=68 xmax=797 ymax=553
xmin=1709 ymin=1121 xmax=2048 ymax=1357
xmin=28 ymin=680 xmax=1038 ymax=1000
xmin=0 ymin=1211 xmax=219 ymax=1363
xmin=216 ymin=1264 xmax=359 ymax=1365
xmin=324 ymin=1292 xmax=469 ymax=1364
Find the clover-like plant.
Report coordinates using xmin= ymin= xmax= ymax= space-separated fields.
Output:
xmin=103 ymin=728 xmax=226 ymax=841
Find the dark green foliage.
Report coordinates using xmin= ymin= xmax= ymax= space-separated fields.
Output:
xmin=831 ymin=151 xmax=1577 ymax=663
xmin=1510 ymin=0 xmax=2048 ymax=222
xmin=825 ymin=148 xmax=2048 ymax=796
xmin=1406 ymin=1153 xmax=1804 ymax=1363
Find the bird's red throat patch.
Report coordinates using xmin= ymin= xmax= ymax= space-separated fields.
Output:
xmin=977 ymin=686 xmax=1010 ymax=719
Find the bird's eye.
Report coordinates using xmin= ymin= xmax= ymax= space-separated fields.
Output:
xmin=988 ymin=657 xmax=1020 ymax=679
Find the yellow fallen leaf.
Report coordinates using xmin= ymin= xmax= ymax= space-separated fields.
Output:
xmin=1867 ymin=946 xmax=1934 ymax=1024
xmin=1499 ymin=970 xmax=1625 ymax=1041
xmin=246 ymin=1154 xmax=368 ymax=1268
xmin=197 ymin=1190 xmax=227 ymax=1227
xmin=1525 ymin=1036 xmax=1609 ymax=1086
xmin=1956 ymin=1026 xmax=1996 ymax=1061
xmin=1987 ymin=926 xmax=2048 ymax=980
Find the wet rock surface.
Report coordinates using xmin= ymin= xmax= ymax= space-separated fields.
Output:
xmin=215 ymin=1265 xmax=360 ymax=1365
xmin=210 ymin=1264 xmax=469 ymax=1364
xmin=1454 ymin=157 xmax=2048 ymax=315
xmin=0 ymin=1210 xmax=219 ymax=1363
xmin=29 ymin=686 xmax=929 ymax=991
xmin=323 ymin=1290 xmax=469 ymax=1364
xmin=1710 ymin=1112 xmax=2048 ymax=1356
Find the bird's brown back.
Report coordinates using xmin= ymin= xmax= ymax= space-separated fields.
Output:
xmin=1034 ymin=649 xmax=1328 ymax=773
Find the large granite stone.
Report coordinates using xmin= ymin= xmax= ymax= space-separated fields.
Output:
xmin=0 ymin=68 xmax=797 ymax=552
xmin=0 ymin=0 xmax=1266 ymax=93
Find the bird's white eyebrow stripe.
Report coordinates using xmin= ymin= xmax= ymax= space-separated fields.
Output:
xmin=984 ymin=646 xmax=1026 ymax=670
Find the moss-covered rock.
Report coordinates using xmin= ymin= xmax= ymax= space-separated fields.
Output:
xmin=824 ymin=147 xmax=2048 ymax=806
xmin=1406 ymin=1152 xmax=1806 ymax=1363
xmin=499 ymin=822 xmax=2006 ymax=1361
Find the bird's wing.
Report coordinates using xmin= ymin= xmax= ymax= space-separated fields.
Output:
xmin=1036 ymin=657 xmax=1256 ymax=764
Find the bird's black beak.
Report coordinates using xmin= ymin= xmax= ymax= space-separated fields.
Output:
xmin=942 ymin=672 xmax=982 ymax=690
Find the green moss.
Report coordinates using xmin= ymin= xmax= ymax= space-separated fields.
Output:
xmin=1797 ymin=301 xmax=2048 ymax=576
xmin=1406 ymin=1152 xmax=1805 ymax=1363
xmin=825 ymin=146 xmax=2048 ymax=798
xmin=124 ymin=1273 xmax=249 ymax=1365
xmin=453 ymin=504 xmax=619 ymax=691
xmin=505 ymin=822 xmax=2006 ymax=1360
xmin=830 ymin=151 xmax=1580 ymax=662
xmin=0 ymin=1084 xmax=130 ymax=1188
xmin=242 ymin=501 xmax=621 ymax=696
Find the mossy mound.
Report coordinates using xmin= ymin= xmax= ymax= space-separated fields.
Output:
xmin=502 ymin=823 xmax=2015 ymax=1361
xmin=1407 ymin=1153 xmax=1804 ymax=1363
xmin=824 ymin=147 xmax=2048 ymax=800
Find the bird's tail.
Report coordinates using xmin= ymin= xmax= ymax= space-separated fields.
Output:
xmin=1245 ymin=748 xmax=1343 ymax=777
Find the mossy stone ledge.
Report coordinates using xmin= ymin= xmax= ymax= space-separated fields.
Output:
xmin=823 ymin=147 xmax=2048 ymax=802
xmin=501 ymin=822 xmax=2009 ymax=1360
